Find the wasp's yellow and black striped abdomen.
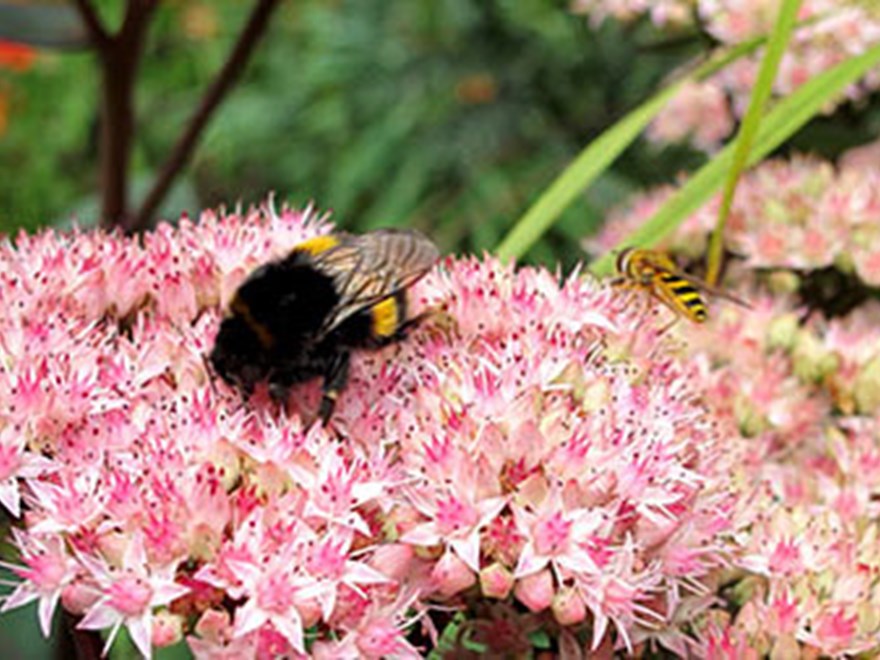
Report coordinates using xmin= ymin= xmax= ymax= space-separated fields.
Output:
xmin=655 ymin=272 xmax=708 ymax=323
xmin=210 ymin=228 xmax=439 ymax=424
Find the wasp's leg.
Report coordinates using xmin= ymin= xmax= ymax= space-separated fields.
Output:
xmin=318 ymin=350 xmax=351 ymax=425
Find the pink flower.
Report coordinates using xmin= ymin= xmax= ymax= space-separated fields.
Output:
xmin=803 ymin=608 xmax=859 ymax=656
xmin=0 ymin=531 xmax=78 ymax=636
xmin=75 ymin=534 xmax=189 ymax=659
xmin=296 ymin=528 xmax=390 ymax=619
xmin=512 ymin=486 xmax=605 ymax=578
xmin=648 ymin=80 xmax=735 ymax=150
xmin=402 ymin=480 xmax=506 ymax=573
xmin=319 ymin=589 xmax=424 ymax=660
xmin=226 ymin=541 xmax=308 ymax=654
xmin=0 ymin=425 xmax=55 ymax=517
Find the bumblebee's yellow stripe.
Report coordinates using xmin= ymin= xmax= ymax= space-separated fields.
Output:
xmin=371 ymin=297 xmax=400 ymax=338
xmin=295 ymin=234 xmax=341 ymax=256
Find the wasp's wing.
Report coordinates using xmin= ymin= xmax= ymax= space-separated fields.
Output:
xmin=310 ymin=229 xmax=440 ymax=339
xmin=666 ymin=267 xmax=752 ymax=309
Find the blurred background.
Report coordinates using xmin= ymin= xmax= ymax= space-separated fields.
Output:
xmin=0 ymin=0 xmax=718 ymax=269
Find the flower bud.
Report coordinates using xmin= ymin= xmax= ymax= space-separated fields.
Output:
xmin=514 ymin=568 xmax=554 ymax=612
xmin=152 ymin=610 xmax=184 ymax=648
xmin=369 ymin=543 xmax=414 ymax=581
xmin=382 ymin=505 xmax=421 ymax=541
xmin=766 ymin=270 xmax=800 ymax=295
xmin=194 ymin=609 xmax=232 ymax=644
xmin=855 ymin=354 xmax=880 ymax=415
xmin=479 ymin=562 xmax=514 ymax=599
xmin=294 ymin=593 xmax=323 ymax=629
xmin=431 ymin=552 xmax=476 ymax=598
xmin=791 ymin=330 xmax=836 ymax=383
xmin=551 ymin=586 xmax=586 ymax=626
xmin=61 ymin=580 xmax=100 ymax=615
xmin=206 ymin=439 xmax=241 ymax=492
xmin=766 ymin=313 xmax=799 ymax=352
xmin=770 ymin=634 xmax=800 ymax=660
xmin=734 ymin=395 xmax=767 ymax=438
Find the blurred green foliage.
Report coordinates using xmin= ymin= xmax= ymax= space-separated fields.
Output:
xmin=0 ymin=0 xmax=709 ymax=267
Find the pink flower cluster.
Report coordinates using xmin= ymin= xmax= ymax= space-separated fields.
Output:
xmin=672 ymin=299 xmax=880 ymax=657
xmin=585 ymin=147 xmax=880 ymax=656
xmin=572 ymin=0 xmax=880 ymax=150
xmin=586 ymin=152 xmax=880 ymax=287
xmin=0 ymin=205 xmax=745 ymax=658
xmin=572 ymin=0 xmax=693 ymax=28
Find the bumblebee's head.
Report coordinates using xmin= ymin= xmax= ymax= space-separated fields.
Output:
xmin=209 ymin=315 xmax=270 ymax=390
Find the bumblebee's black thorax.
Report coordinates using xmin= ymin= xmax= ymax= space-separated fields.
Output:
xmin=234 ymin=251 xmax=338 ymax=349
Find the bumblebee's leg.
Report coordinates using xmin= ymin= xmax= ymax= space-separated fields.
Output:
xmin=318 ymin=351 xmax=351 ymax=425
xmin=394 ymin=307 xmax=459 ymax=344
xmin=395 ymin=310 xmax=433 ymax=339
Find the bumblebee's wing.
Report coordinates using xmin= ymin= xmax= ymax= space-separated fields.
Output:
xmin=665 ymin=267 xmax=752 ymax=309
xmin=310 ymin=229 xmax=440 ymax=338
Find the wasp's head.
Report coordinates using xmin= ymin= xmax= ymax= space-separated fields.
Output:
xmin=615 ymin=247 xmax=635 ymax=276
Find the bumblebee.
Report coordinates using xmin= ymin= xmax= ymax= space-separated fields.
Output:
xmin=210 ymin=228 xmax=440 ymax=424
xmin=614 ymin=247 xmax=749 ymax=323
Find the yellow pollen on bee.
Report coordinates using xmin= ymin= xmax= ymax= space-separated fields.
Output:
xmin=371 ymin=297 xmax=400 ymax=338
xmin=295 ymin=235 xmax=341 ymax=256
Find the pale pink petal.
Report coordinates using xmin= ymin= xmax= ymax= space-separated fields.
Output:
xmin=232 ymin=600 xmax=267 ymax=638
xmin=37 ymin=590 xmax=60 ymax=638
xmin=78 ymin=600 xmax=120 ymax=630
xmin=128 ymin=614 xmax=153 ymax=660
xmin=0 ymin=479 xmax=21 ymax=517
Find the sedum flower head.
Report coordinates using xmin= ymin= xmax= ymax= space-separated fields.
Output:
xmin=571 ymin=1 xmax=880 ymax=150
xmin=0 ymin=202 xmax=746 ymax=657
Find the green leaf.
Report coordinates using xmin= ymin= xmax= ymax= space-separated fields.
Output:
xmin=590 ymin=41 xmax=880 ymax=276
xmin=706 ymin=0 xmax=801 ymax=284
xmin=0 ymin=3 xmax=89 ymax=49
xmin=494 ymin=38 xmax=763 ymax=262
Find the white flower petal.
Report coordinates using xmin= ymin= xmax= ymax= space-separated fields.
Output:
xmin=1 ymin=582 xmax=38 ymax=612
xmin=78 ymin=599 xmax=120 ymax=631
xmin=128 ymin=614 xmax=153 ymax=660
xmin=272 ymin=612 xmax=305 ymax=654
xmin=232 ymin=599 xmax=267 ymax=638
xmin=0 ymin=479 xmax=21 ymax=518
xmin=37 ymin=590 xmax=60 ymax=638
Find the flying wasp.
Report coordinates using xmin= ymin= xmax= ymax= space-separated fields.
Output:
xmin=210 ymin=228 xmax=440 ymax=424
xmin=614 ymin=247 xmax=750 ymax=324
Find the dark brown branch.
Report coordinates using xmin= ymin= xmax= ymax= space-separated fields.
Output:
xmin=71 ymin=0 xmax=109 ymax=47
xmin=97 ymin=0 xmax=158 ymax=229
xmin=61 ymin=611 xmax=103 ymax=660
xmin=129 ymin=0 xmax=282 ymax=232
